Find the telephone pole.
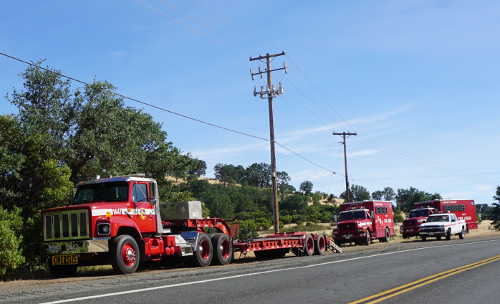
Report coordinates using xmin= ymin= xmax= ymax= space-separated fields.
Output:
xmin=333 ymin=132 xmax=357 ymax=202
xmin=249 ymin=51 xmax=287 ymax=234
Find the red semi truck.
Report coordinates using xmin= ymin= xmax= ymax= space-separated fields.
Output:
xmin=333 ymin=201 xmax=395 ymax=246
xmin=42 ymin=176 xmax=328 ymax=275
xmin=400 ymin=199 xmax=478 ymax=239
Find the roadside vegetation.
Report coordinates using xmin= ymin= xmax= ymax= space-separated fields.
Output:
xmin=1 ymin=64 xmax=498 ymax=277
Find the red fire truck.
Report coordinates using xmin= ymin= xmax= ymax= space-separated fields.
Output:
xmin=400 ymin=207 xmax=437 ymax=238
xmin=333 ymin=200 xmax=395 ymax=246
xmin=413 ymin=199 xmax=478 ymax=231
xmin=42 ymin=176 xmax=329 ymax=275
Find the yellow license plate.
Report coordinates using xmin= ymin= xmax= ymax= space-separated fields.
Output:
xmin=51 ymin=254 xmax=78 ymax=266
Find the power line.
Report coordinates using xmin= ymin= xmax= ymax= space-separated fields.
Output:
xmin=0 ymin=51 xmax=339 ymax=176
xmin=285 ymin=54 xmax=350 ymax=124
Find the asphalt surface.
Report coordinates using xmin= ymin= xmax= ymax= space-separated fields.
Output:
xmin=1 ymin=236 xmax=499 ymax=304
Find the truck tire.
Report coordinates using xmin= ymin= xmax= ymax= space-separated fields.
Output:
xmin=421 ymin=236 xmax=427 ymax=241
xmin=304 ymin=234 xmax=315 ymax=256
xmin=193 ymin=233 xmax=213 ymax=267
xmin=49 ymin=265 xmax=77 ymax=277
xmin=380 ymin=228 xmax=390 ymax=242
xmin=314 ymin=235 xmax=327 ymax=255
xmin=459 ymin=228 xmax=465 ymax=239
xmin=363 ymin=232 xmax=371 ymax=246
xmin=111 ymin=235 xmax=140 ymax=274
xmin=437 ymin=236 xmax=442 ymax=240
xmin=211 ymin=233 xmax=232 ymax=265
xmin=446 ymin=229 xmax=452 ymax=240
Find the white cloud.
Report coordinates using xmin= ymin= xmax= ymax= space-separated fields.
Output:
xmin=475 ymin=184 xmax=495 ymax=192
xmin=291 ymin=169 xmax=333 ymax=182
xmin=190 ymin=142 xmax=267 ymax=160
xmin=283 ymin=104 xmax=413 ymax=141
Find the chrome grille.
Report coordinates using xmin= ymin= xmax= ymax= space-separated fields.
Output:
xmin=44 ymin=210 xmax=89 ymax=241
xmin=338 ymin=223 xmax=356 ymax=231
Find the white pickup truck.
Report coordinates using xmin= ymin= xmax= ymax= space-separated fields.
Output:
xmin=418 ymin=213 xmax=466 ymax=241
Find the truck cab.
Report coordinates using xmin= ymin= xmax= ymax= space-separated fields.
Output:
xmin=400 ymin=207 xmax=436 ymax=238
xmin=333 ymin=200 xmax=395 ymax=246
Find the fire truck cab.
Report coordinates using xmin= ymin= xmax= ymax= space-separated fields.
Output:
xmin=333 ymin=200 xmax=395 ymax=246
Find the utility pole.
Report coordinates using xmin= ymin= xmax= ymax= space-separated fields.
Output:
xmin=249 ymin=51 xmax=287 ymax=234
xmin=333 ymin=132 xmax=357 ymax=202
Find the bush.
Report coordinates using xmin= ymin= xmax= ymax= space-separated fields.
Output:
xmin=238 ymin=220 xmax=258 ymax=240
xmin=0 ymin=207 xmax=25 ymax=275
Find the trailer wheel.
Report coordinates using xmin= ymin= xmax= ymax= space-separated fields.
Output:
xmin=49 ymin=265 xmax=77 ymax=277
xmin=211 ymin=233 xmax=232 ymax=265
xmin=314 ymin=235 xmax=326 ymax=255
xmin=303 ymin=234 xmax=315 ymax=256
xmin=111 ymin=235 xmax=140 ymax=274
xmin=459 ymin=228 xmax=465 ymax=239
xmin=446 ymin=229 xmax=452 ymax=240
xmin=193 ymin=233 xmax=213 ymax=267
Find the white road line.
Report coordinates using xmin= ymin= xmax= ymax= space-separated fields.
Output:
xmin=39 ymin=239 xmax=498 ymax=304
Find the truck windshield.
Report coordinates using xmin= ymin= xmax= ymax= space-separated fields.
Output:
xmin=409 ymin=209 xmax=431 ymax=218
xmin=338 ymin=210 xmax=366 ymax=221
xmin=426 ymin=215 xmax=449 ymax=222
xmin=73 ymin=182 xmax=129 ymax=204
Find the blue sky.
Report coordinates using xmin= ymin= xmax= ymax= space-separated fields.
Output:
xmin=1 ymin=0 xmax=499 ymax=203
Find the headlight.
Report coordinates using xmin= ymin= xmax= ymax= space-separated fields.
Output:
xmin=97 ymin=222 xmax=110 ymax=236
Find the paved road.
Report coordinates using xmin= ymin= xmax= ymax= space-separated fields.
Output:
xmin=1 ymin=236 xmax=499 ymax=304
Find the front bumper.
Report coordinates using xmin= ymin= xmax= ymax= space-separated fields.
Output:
xmin=46 ymin=238 xmax=110 ymax=255
xmin=419 ymin=228 xmax=445 ymax=237
xmin=401 ymin=226 xmax=419 ymax=236
xmin=334 ymin=230 xmax=368 ymax=242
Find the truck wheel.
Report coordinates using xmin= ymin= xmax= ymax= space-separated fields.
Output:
xmin=446 ymin=229 xmax=451 ymax=240
xmin=304 ymin=234 xmax=315 ymax=256
xmin=211 ymin=233 xmax=232 ymax=265
xmin=363 ymin=232 xmax=371 ymax=246
xmin=437 ymin=236 xmax=442 ymax=240
xmin=459 ymin=228 xmax=465 ymax=239
xmin=421 ymin=236 xmax=427 ymax=241
xmin=111 ymin=235 xmax=140 ymax=274
xmin=381 ymin=228 xmax=390 ymax=242
xmin=314 ymin=235 xmax=327 ymax=255
xmin=193 ymin=233 xmax=213 ymax=267
xmin=49 ymin=265 xmax=77 ymax=277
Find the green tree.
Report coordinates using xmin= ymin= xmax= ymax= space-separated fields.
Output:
xmin=341 ymin=184 xmax=370 ymax=201
xmin=383 ymin=187 xmax=396 ymax=201
xmin=396 ymin=187 xmax=441 ymax=212
xmin=245 ymin=163 xmax=271 ymax=187
xmin=492 ymin=186 xmax=500 ymax=230
xmin=372 ymin=191 xmax=384 ymax=200
xmin=8 ymin=65 xmax=193 ymax=183
xmin=299 ymin=181 xmax=313 ymax=194
xmin=0 ymin=207 xmax=25 ymax=275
